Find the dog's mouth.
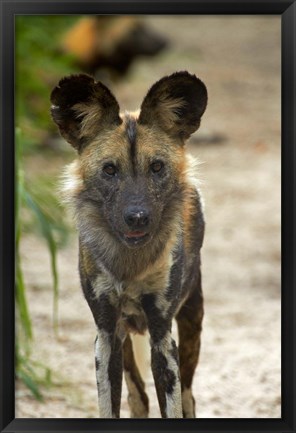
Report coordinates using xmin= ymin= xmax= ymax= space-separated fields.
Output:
xmin=123 ymin=231 xmax=150 ymax=246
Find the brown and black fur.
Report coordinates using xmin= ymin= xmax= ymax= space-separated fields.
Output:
xmin=50 ymin=71 xmax=208 ymax=418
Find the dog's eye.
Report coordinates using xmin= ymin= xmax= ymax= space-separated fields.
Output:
xmin=150 ymin=161 xmax=164 ymax=173
xmin=103 ymin=164 xmax=117 ymax=176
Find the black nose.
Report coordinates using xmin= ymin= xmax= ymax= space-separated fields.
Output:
xmin=124 ymin=206 xmax=150 ymax=229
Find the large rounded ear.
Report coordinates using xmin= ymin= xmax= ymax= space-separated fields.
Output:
xmin=138 ymin=71 xmax=207 ymax=141
xmin=50 ymin=74 xmax=122 ymax=151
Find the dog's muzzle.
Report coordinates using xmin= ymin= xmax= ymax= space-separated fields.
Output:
xmin=122 ymin=206 xmax=151 ymax=246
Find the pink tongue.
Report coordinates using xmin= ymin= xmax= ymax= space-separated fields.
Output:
xmin=125 ymin=231 xmax=146 ymax=238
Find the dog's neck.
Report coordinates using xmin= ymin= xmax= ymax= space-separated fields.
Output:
xmin=78 ymin=210 xmax=183 ymax=282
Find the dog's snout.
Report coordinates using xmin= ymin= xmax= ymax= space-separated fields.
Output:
xmin=124 ymin=206 xmax=150 ymax=229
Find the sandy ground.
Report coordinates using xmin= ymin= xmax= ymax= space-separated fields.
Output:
xmin=15 ymin=16 xmax=281 ymax=418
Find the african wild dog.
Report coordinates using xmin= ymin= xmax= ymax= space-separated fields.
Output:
xmin=50 ymin=71 xmax=207 ymax=418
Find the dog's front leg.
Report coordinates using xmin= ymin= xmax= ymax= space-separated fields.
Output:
xmin=80 ymin=269 xmax=122 ymax=418
xmin=94 ymin=328 xmax=122 ymax=418
xmin=92 ymin=290 xmax=122 ymax=418
xmin=141 ymin=294 xmax=182 ymax=418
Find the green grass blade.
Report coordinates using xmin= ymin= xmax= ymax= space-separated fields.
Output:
xmin=15 ymin=165 xmax=33 ymax=341
xmin=23 ymin=190 xmax=59 ymax=332
xmin=17 ymin=368 xmax=44 ymax=402
xmin=15 ymin=254 xmax=33 ymax=343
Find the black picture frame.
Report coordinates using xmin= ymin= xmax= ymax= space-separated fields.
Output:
xmin=0 ymin=0 xmax=295 ymax=432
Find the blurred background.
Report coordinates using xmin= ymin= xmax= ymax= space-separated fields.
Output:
xmin=15 ymin=15 xmax=281 ymax=418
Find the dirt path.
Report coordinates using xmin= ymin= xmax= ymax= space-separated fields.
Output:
xmin=16 ymin=16 xmax=281 ymax=418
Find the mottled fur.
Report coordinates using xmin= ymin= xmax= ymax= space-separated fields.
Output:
xmin=51 ymin=71 xmax=207 ymax=418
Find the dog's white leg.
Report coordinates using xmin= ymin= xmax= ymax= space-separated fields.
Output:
xmin=80 ymin=271 xmax=123 ymax=418
xmin=151 ymin=332 xmax=182 ymax=418
xmin=94 ymin=329 xmax=123 ymax=418
xmin=94 ymin=331 xmax=112 ymax=417
xmin=141 ymin=294 xmax=183 ymax=418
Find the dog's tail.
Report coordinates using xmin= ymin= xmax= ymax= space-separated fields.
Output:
xmin=130 ymin=332 xmax=150 ymax=379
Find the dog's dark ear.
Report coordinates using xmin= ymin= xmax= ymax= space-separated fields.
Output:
xmin=50 ymin=74 xmax=122 ymax=151
xmin=139 ymin=71 xmax=207 ymax=141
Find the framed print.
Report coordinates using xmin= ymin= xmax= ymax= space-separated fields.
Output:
xmin=1 ymin=0 xmax=295 ymax=432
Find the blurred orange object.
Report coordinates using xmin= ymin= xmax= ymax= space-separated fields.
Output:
xmin=62 ymin=16 xmax=168 ymax=77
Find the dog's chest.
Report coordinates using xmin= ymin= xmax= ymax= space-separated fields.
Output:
xmin=117 ymin=282 xmax=143 ymax=315
xmin=113 ymin=281 xmax=148 ymax=336
xmin=94 ymin=258 xmax=173 ymax=335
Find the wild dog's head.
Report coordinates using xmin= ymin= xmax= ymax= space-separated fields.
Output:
xmin=51 ymin=72 xmax=207 ymax=249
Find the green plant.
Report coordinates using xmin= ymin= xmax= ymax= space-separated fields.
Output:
xmin=15 ymin=128 xmax=69 ymax=399
xmin=16 ymin=343 xmax=52 ymax=402
xmin=15 ymin=15 xmax=80 ymax=151
xmin=15 ymin=16 xmax=79 ymax=398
